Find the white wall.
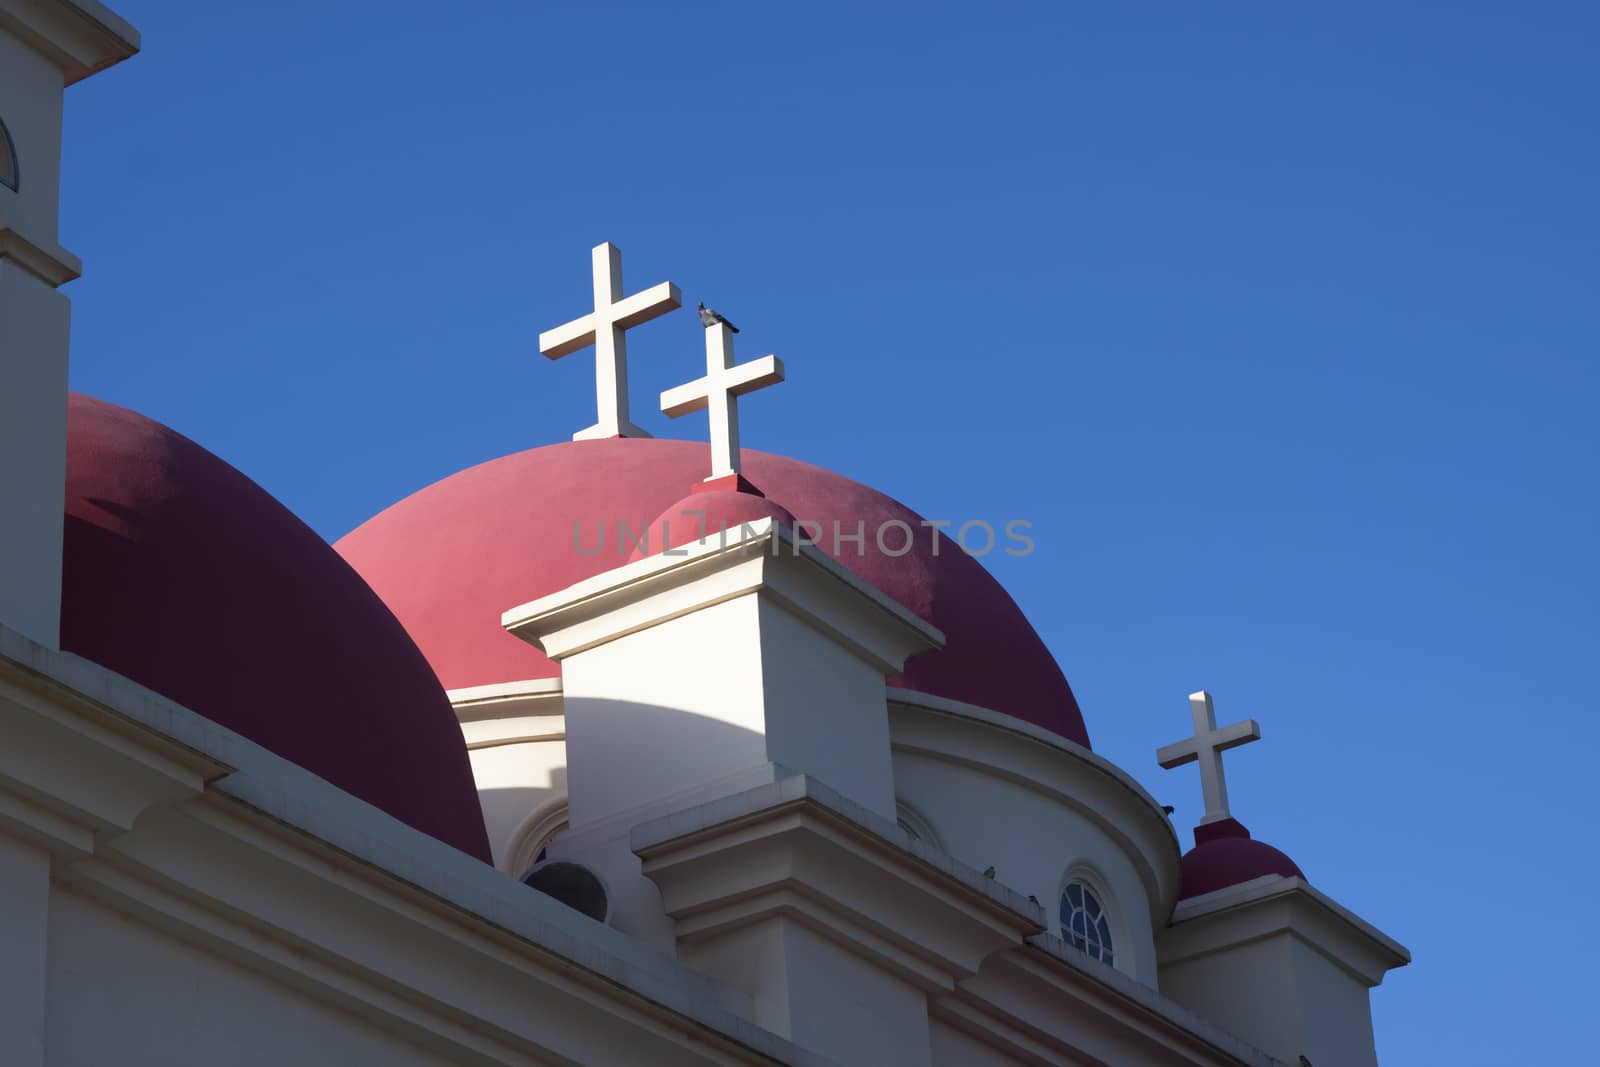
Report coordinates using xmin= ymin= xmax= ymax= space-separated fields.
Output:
xmin=46 ymin=887 xmax=459 ymax=1067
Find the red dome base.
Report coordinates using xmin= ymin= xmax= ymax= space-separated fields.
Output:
xmin=1177 ymin=818 xmax=1304 ymax=900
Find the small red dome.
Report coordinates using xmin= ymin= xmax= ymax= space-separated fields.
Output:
xmin=336 ymin=438 xmax=1088 ymax=746
xmin=61 ymin=394 xmax=491 ymax=862
xmin=628 ymin=486 xmax=796 ymax=560
xmin=1177 ymin=818 xmax=1304 ymax=900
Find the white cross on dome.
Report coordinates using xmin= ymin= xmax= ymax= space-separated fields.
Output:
xmin=539 ymin=242 xmax=681 ymax=441
xmin=659 ymin=316 xmax=785 ymax=481
xmin=1156 ymin=690 xmax=1262 ymax=825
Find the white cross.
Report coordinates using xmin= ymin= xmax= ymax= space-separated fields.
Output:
xmin=1156 ymin=691 xmax=1261 ymax=825
xmin=539 ymin=242 xmax=681 ymax=441
xmin=659 ymin=320 xmax=784 ymax=480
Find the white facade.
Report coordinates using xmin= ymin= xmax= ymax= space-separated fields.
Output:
xmin=0 ymin=4 xmax=1408 ymax=1064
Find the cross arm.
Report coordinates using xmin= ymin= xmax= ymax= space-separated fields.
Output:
xmin=1213 ymin=718 xmax=1261 ymax=750
xmin=659 ymin=356 xmax=785 ymax=418
xmin=659 ymin=380 xmax=711 ymax=418
xmin=612 ymin=281 xmax=682 ymax=330
xmin=727 ymin=355 xmax=784 ymax=396
xmin=1156 ymin=739 xmax=1200 ymax=769
xmin=539 ymin=315 xmax=596 ymax=360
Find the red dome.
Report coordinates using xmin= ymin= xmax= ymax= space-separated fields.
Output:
xmin=1177 ymin=818 xmax=1304 ymax=900
xmin=61 ymin=394 xmax=491 ymax=862
xmin=336 ymin=438 xmax=1088 ymax=746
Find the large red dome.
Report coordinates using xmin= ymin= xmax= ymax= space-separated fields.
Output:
xmin=61 ymin=394 xmax=491 ymax=861
xmin=336 ymin=439 xmax=1088 ymax=746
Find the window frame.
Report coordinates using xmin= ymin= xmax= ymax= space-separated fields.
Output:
xmin=1056 ymin=862 xmax=1126 ymax=973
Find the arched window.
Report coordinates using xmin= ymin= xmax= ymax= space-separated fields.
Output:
xmin=0 ymin=116 xmax=17 ymax=191
xmin=503 ymin=796 xmax=569 ymax=879
xmin=1060 ymin=880 xmax=1115 ymax=967
xmin=894 ymin=800 xmax=944 ymax=851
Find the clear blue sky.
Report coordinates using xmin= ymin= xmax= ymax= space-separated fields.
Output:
xmin=60 ymin=3 xmax=1596 ymax=1061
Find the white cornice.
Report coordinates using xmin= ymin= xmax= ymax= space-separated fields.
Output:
xmin=448 ymin=678 xmax=564 ymax=748
xmin=1164 ymin=874 xmax=1410 ymax=986
xmin=503 ymin=518 xmax=944 ymax=674
xmin=0 ymin=0 xmax=139 ymax=84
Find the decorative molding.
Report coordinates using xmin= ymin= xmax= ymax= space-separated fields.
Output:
xmin=449 ymin=678 xmax=565 ymax=749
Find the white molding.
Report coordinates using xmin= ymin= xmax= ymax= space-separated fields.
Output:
xmin=449 ymin=677 xmax=563 ymax=718
xmin=450 ymin=678 xmax=565 ymax=749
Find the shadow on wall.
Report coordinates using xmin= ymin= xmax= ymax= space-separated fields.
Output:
xmin=477 ymin=696 xmax=913 ymax=933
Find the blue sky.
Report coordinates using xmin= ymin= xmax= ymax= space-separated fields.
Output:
xmin=59 ymin=2 xmax=1596 ymax=1061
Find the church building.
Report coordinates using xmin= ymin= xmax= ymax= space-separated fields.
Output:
xmin=0 ymin=3 xmax=1407 ymax=1064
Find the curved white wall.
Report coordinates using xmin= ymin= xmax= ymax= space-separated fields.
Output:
xmin=887 ymin=692 xmax=1182 ymax=987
